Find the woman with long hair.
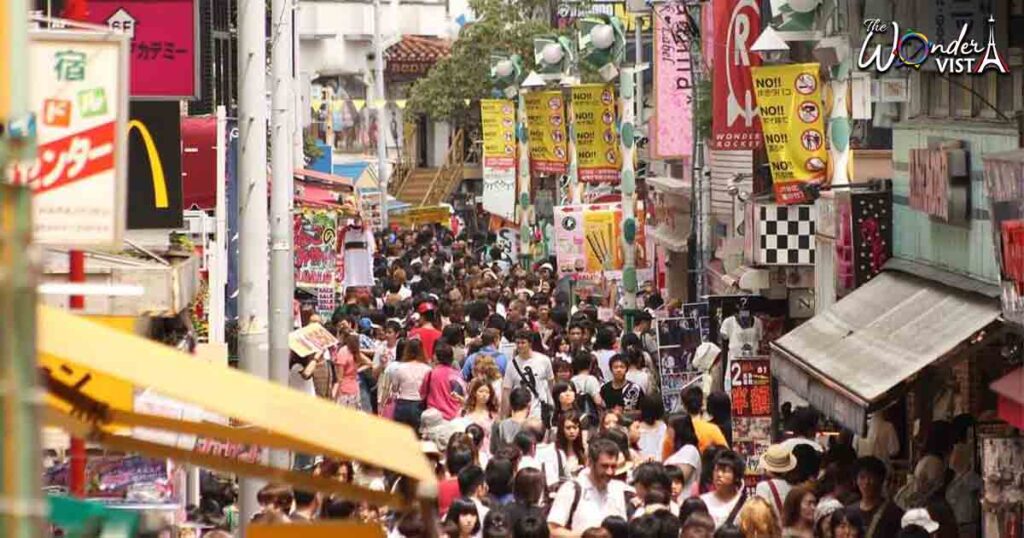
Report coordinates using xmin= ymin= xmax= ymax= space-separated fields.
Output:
xmin=554 ymin=411 xmax=587 ymax=480
xmin=665 ymin=414 xmax=702 ymax=498
xmin=635 ymin=393 xmax=668 ymax=461
xmin=464 ymin=377 xmax=499 ymax=452
xmin=739 ymin=497 xmax=782 ymax=538
xmin=829 ymin=506 xmax=866 ymax=538
xmin=444 ymin=498 xmax=481 ymax=538
xmin=472 ymin=354 xmax=503 ymax=405
xmin=781 ymin=484 xmax=817 ymax=537
xmin=333 ymin=333 xmax=367 ymax=409
xmin=390 ymin=338 xmax=432 ymax=432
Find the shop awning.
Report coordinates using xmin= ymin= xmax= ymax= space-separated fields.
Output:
xmin=37 ymin=305 xmax=436 ymax=507
xmin=991 ymin=367 xmax=1024 ymax=430
xmin=771 ymin=271 xmax=999 ymax=434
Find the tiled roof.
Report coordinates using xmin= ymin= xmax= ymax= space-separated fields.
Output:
xmin=385 ymin=35 xmax=451 ymax=63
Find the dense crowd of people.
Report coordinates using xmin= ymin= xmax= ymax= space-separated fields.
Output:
xmin=196 ymin=223 xmax=979 ymax=538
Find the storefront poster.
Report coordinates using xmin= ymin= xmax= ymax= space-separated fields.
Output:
xmin=11 ymin=32 xmax=129 ymax=247
xmin=731 ymin=356 xmax=772 ymax=477
xmin=481 ymin=99 xmax=517 ymax=220
xmin=571 ymin=84 xmax=620 ymax=182
xmin=583 ymin=208 xmax=620 ymax=272
xmin=293 ymin=208 xmax=338 ymax=289
xmin=655 ymin=303 xmax=710 ymax=412
xmin=554 ymin=203 xmax=652 ymax=279
xmin=85 ymin=0 xmax=198 ymax=98
xmin=710 ymin=0 xmax=762 ymax=151
xmin=751 ymin=63 xmax=828 ymax=205
xmin=289 ymin=322 xmax=339 ymax=357
xmin=525 ymin=91 xmax=568 ymax=175
xmin=652 ymin=1 xmax=693 ymax=159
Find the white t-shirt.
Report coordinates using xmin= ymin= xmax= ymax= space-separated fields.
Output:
xmin=548 ymin=469 xmax=629 ymax=532
xmin=636 ymin=421 xmax=667 ymax=461
xmin=374 ymin=342 xmax=398 ymax=369
xmin=571 ymin=374 xmax=602 ymax=401
xmin=289 ymin=363 xmax=315 ymax=396
xmin=700 ymin=490 xmax=744 ymax=529
xmin=626 ymin=369 xmax=652 ymax=394
xmin=664 ymin=444 xmax=701 ymax=496
xmin=719 ymin=315 xmax=763 ymax=359
xmin=754 ymin=478 xmax=792 ymax=519
xmin=504 ymin=352 xmax=554 ymax=420
xmin=594 ymin=349 xmax=617 ymax=382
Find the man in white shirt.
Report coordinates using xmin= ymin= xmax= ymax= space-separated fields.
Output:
xmin=548 ymin=438 xmax=630 ymax=536
xmin=699 ymin=450 xmax=747 ymax=530
xmin=503 ymin=330 xmax=553 ymax=420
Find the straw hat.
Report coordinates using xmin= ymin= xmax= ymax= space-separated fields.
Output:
xmin=760 ymin=443 xmax=798 ymax=474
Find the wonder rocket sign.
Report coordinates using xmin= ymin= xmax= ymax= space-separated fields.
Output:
xmin=710 ymin=0 xmax=762 ymax=151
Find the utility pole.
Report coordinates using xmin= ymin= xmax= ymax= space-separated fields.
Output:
xmin=269 ymin=0 xmax=294 ymax=472
xmin=374 ymin=0 xmax=389 ymax=228
xmin=237 ymin=0 xmax=270 ymax=524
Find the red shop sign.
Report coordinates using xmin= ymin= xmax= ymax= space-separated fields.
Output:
xmin=710 ymin=0 xmax=762 ymax=151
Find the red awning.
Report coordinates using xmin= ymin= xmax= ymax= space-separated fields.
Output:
xmin=991 ymin=367 xmax=1024 ymax=430
xmin=384 ymin=35 xmax=451 ymax=64
xmin=181 ymin=116 xmax=218 ymax=210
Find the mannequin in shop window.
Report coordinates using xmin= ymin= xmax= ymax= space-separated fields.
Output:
xmin=718 ymin=306 xmax=763 ymax=390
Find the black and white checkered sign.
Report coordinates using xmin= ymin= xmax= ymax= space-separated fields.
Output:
xmin=759 ymin=205 xmax=816 ymax=265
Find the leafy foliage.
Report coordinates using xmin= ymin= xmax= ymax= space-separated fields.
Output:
xmin=406 ymin=0 xmax=555 ymax=120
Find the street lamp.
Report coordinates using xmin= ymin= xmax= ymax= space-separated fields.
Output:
xmin=578 ymin=14 xmax=625 ymax=81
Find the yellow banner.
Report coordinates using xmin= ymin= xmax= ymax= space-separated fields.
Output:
xmin=390 ymin=205 xmax=451 ymax=227
xmin=480 ymin=99 xmax=516 ymax=167
xmin=572 ymin=84 xmax=620 ymax=183
xmin=524 ymin=91 xmax=568 ymax=175
xmin=0 ymin=3 xmax=9 ymax=122
xmin=582 ymin=209 xmax=620 ymax=272
xmin=751 ymin=63 xmax=828 ymax=205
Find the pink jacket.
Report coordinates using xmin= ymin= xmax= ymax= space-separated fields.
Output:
xmin=421 ymin=365 xmax=466 ymax=420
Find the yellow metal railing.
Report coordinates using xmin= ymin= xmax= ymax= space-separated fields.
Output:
xmin=420 ymin=128 xmax=466 ymax=207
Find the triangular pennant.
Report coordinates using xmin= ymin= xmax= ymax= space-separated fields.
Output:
xmin=395 ymin=99 xmax=408 ymax=109
xmin=353 ymin=99 xmax=366 ymax=110
xmin=464 ymin=99 xmax=472 ymax=106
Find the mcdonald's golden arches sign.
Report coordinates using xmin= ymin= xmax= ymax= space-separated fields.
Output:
xmin=127 ymin=101 xmax=183 ymax=229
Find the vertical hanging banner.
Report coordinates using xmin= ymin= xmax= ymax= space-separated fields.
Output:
xmin=126 ymin=101 xmax=184 ymax=229
xmin=554 ymin=203 xmax=651 ymax=279
xmin=86 ymin=0 xmax=199 ymax=99
xmin=10 ymin=31 xmax=129 ymax=247
xmin=524 ymin=91 xmax=568 ymax=175
xmin=652 ymin=1 xmax=693 ymax=159
xmin=751 ymin=63 xmax=827 ymax=204
xmin=572 ymin=84 xmax=620 ymax=183
xmin=480 ymin=99 xmax=517 ymax=220
xmin=710 ymin=0 xmax=762 ymax=151
xmin=293 ymin=208 xmax=339 ymax=315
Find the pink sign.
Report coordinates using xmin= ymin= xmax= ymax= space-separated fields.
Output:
xmin=652 ymin=2 xmax=694 ymax=160
xmin=87 ymin=0 xmax=197 ymax=98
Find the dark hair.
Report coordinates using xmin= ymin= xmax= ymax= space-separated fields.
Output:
xmin=639 ymin=393 xmax=666 ymax=424
xmin=513 ymin=431 xmax=536 ymax=456
xmin=465 ymin=423 xmax=486 ymax=449
xmin=514 ymin=329 xmax=533 ymax=343
xmin=458 ymin=465 xmax=486 ymax=497
xmin=682 ymin=513 xmax=715 ymax=533
xmin=556 ymin=411 xmax=587 ymax=465
xmin=551 ymin=381 xmax=578 ymax=410
xmin=553 ymin=359 xmax=572 ymax=376
xmin=571 ymin=351 xmax=594 ymax=374
xmin=512 ymin=512 xmax=550 ymax=538
xmin=483 ymin=508 xmax=512 ymax=538
xmin=594 ymin=328 xmax=617 ymax=350
xmin=829 ymin=506 xmax=866 ymax=535
xmin=509 ymin=387 xmax=533 ymax=412
xmin=682 ymin=386 xmax=704 ymax=415
xmin=627 ymin=514 xmax=661 ymax=538
xmin=669 ymin=414 xmax=699 ymax=450
xmin=513 ymin=467 xmax=546 ymax=505
xmin=664 ymin=464 xmax=686 ymax=487
xmin=323 ymin=498 xmax=357 ymax=519
xmin=633 ymin=462 xmax=672 ymax=502
xmin=712 ymin=450 xmax=746 ymax=486
xmin=898 ymin=525 xmax=932 ymax=538
xmin=678 ymin=497 xmax=710 ymax=524
xmin=854 ymin=455 xmax=887 ymax=481
xmin=447 ymin=445 xmax=476 ymax=476
xmin=607 ymin=353 xmax=628 ymax=370
xmin=713 ymin=524 xmax=744 ymax=538
xmin=445 ymin=498 xmax=481 ymax=535
xmin=485 ymin=457 xmax=515 ymax=497
xmin=293 ymin=489 xmax=316 ymax=508
xmin=706 ymin=391 xmax=731 ymax=423
xmin=588 ymin=437 xmax=622 ymax=462
xmin=597 ymin=428 xmax=630 ymax=460
xmin=435 ymin=342 xmax=455 ymax=366
xmin=782 ymin=483 xmax=816 ymax=528
xmin=442 ymin=324 xmax=465 ymax=347
xmin=601 ymin=516 xmax=630 ymax=538
xmin=403 ymin=338 xmax=426 ymax=362
xmin=788 ymin=406 xmax=820 ymax=438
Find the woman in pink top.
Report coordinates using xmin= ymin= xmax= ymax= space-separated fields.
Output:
xmin=333 ymin=334 xmax=365 ymax=409
xmin=421 ymin=342 xmax=466 ymax=420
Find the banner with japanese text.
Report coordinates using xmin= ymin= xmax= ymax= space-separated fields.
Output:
xmin=652 ymin=2 xmax=693 ymax=159
xmin=710 ymin=0 xmax=762 ymax=151
xmin=525 ymin=91 xmax=568 ymax=175
xmin=730 ymin=356 xmax=772 ymax=479
xmin=10 ymin=31 xmax=129 ymax=247
xmin=571 ymin=84 xmax=620 ymax=183
xmin=751 ymin=63 xmax=827 ymax=205
xmin=480 ymin=99 xmax=517 ymax=220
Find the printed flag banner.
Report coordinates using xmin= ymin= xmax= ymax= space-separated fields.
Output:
xmin=572 ymin=84 xmax=621 ymax=183
xmin=751 ymin=63 xmax=828 ymax=205
xmin=652 ymin=2 xmax=693 ymax=159
xmin=554 ymin=203 xmax=652 ymax=279
xmin=525 ymin=91 xmax=568 ymax=174
xmin=481 ymin=99 xmax=517 ymax=220
xmin=710 ymin=0 xmax=762 ymax=151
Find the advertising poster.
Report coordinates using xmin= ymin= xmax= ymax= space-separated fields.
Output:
xmin=126 ymin=101 xmax=184 ymax=229
xmin=524 ymin=91 xmax=568 ymax=175
xmin=480 ymin=99 xmax=517 ymax=220
xmin=554 ymin=203 xmax=652 ymax=279
xmin=751 ymin=63 xmax=828 ymax=204
xmin=652 ymin=1 xmax=693 ymax=159
xmin=655 ymin=302 xmax=710 ymax=412
xmin=86 ymin=0 xmax=198 ymax=98
xmin=288 ymin=322 xmax=339 ymax=357
xmin=294 ymin=208 xmax=338 ymax=315
xmin=571 ymin=84 xmax=620 ymax=182
xmin=12 ymin=32 xmax=129 ymax=247
xmin=730 ymin=356 xmax=772 ymax=478
xmin=710 ymin=0 xmax=762 ymax=151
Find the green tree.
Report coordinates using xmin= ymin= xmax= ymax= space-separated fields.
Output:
xmin=406 ymin=0 xmax=554 ymax=121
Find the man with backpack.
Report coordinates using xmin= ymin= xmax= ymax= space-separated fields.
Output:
xmin=547 ymin=438 xmax=630 ymax=536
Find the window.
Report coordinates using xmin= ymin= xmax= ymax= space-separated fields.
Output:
xmin=909 ymin=61 xmax=1023 ymax=121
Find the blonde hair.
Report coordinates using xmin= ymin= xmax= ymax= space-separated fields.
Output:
xmin=473 ymin=355 xmax=501 ymax=382
xmin=739 ymin=497 xmax=782 ymax=538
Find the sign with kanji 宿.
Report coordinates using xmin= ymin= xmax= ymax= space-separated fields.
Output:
xmin=8 ymin=30 xmax=129 ymax=248
xmin=86 ymin=0 xmax=199 ymax=99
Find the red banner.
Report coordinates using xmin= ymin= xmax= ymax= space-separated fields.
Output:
xmin=710 ymin=0 xmax=762 ymax=151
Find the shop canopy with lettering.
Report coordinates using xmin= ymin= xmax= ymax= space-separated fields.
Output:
xmin=770 ymin=270 xmax=1000 ymax=435
xmin=37 ymin=305 xmax=437 ymax=509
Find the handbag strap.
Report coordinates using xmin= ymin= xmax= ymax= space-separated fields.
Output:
xmin=865 ymin=501 xmax=890 ymax=538
xmin=724 ymin=492 xmax=747 ymax=527
xmin=512 ymin=357 xmax=540 ymax=400
xmin=767 ymin=480 xmax=784 ymax=516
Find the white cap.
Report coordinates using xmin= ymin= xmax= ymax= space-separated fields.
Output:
xmin=901 ymin=508 xmax=939 ymax=533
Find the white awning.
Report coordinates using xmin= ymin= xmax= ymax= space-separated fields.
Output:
xmin=771 ymin=270 xmax=999 ymax=434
